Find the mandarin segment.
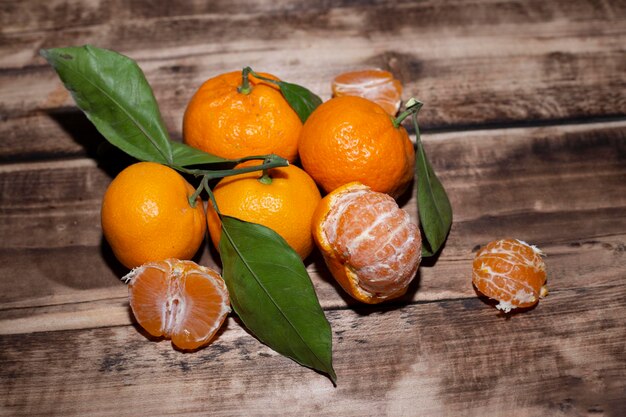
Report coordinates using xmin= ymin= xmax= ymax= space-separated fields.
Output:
xmin=183 ymin=71 xmax=302 ymax=162
xmin=298 ymin=96 xmax=415 ymax=198
xmin=332 ymin=68 xmax=403 ymax=115
xmin=472 ymin=239 xmax=548 ymax=312
xmin=125 ymin=259 xmax=230 ymax=351
xmin=313 ymin=182 xmax=421 ymax=304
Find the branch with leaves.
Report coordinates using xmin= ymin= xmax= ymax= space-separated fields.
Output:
xmin=42 ymin=45 xmax=336 ymax=384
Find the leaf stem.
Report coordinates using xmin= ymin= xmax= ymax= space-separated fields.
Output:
xmin=179 ymin=154 xmax=288 ymax=203
xmin=205 ymin=154 xmax=287 ymax=181
xmin=411 ymin=107 xmax=423 ymax=145
xmin=176 ymin=154 xmax=288 ymax=178
xmin=393 ymin=98 xmax=423 ymax=128
xmin=246 ymin=68 xmax=281 ymax=87
xmin=188 ymin=179 xmax=205 ymax=208
xmin=205 ymin=181 xmax=222 ymax=217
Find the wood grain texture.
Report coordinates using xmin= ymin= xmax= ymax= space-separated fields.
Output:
xmin=1 ymin=285 xmax=624 ymax=416
xmin=1 ymin=0 xmax=625 ymax=161
xmin=2 ymin=1 xmax=626 ymax=415
xmin=1 ymin=121 xmax=624 ymax=323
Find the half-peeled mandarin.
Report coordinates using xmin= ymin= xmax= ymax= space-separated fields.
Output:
xmin=312 ymin=182 xmax=421 ymax=304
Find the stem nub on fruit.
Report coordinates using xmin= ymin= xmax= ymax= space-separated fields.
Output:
xmin=258 ymin=169 xmax=273 ymax=185
xmin=237 ymin=67 xmax=253 ymax=95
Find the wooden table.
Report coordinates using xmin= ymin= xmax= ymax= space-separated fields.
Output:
xmin=1 ymin=1 xmax=625 ymax=416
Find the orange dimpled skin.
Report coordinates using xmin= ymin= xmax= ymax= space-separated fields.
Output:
xmin=332 ymin=68 xmax=403 ymax=115
xmin=472 ymin=239 xmax=548 ymax=312
xmin=125 ymin=259 xmax=230 ymax=351
xmin=101 ymin=162 xmax=206 ymax=269
xmin=298 ymin=96 xmax=415 ymax=198
xmin=183 ymin=71 xmax=302 ymax=162
xmin=206 ymin=161 xmax=322 ymax=260
xmin=312 ymin=182 xmax=421 ymax=304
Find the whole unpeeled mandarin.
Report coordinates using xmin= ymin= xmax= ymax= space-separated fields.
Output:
xmin=206 ymin=161 xmax=321 ymax=260
xmin=101 ymin=162 xmax=206 ymax=269
xmin=298 ymin=95 xmax=415 ymax=198
xmin=183 ymin=71 xmax=302 ymax=162
xmin=312 ymin=182 xmax=421 ymax=304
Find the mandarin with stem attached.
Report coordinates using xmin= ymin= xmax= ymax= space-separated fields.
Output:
xmin=472 ymin=238 xmax=548 ymax=313
xmin=206 ymin=160 xmax=322 ymax=260
xmin=183 ymin=70 xmax=302 ymax=162
xmin=125 ymin=259 xmax=230 ymax=350
xmin=312 ymin=182 xmax=421 ymax=304
xmin=331 ymin=68 xmax=403 ymax=115
xmin=298 ymin=96 xmax=415 ymax=198
xmin=101 ymin=162 xmax=206 ymax=269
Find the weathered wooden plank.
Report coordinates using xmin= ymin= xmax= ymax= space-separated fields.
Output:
xmin=0 ymin=0 xmax=624 ymax=162
xmin=1 ymin=284 xmax=624 ymax=416
xmin=1 ymin=3 xmax=623 ymax=416
xmin=2 ymin=0 xmax=623 ymax=65
xmin=1 ymin=232 xmax=624 ymax=335
xmin=0 ymin=0 xmax=362 ymax=35
xmin=0 ymin=110 xmax=107 ymax=163
xmin=2 ymin=122 xmax=624 ymax=246
xmin=0 ymin=121 xmax=624 ymax=312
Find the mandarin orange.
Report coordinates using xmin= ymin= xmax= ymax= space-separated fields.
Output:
xmin=125 ymin=259 xmax=230 ymax=350
xmin=183 ymin=70 xmax=302 ymax=162
xmin=312 ymin=182 xmax=421 ymax=304
xmin=472 ymin=239 xmax=548 ymax=312
xmin=101 ymin=162 xmax=206 ymax=269
xmin=298 ymin=96 xmax=415 ymax=198
xmin=207 ymin=160 xmax=322 ymax=259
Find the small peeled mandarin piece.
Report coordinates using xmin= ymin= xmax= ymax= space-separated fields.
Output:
xmin=312 ymin=182 xmax=421 ymax=304
xmin=472 ymin=239 xmax=548 ymax=313
xmin=124 ymin=259 xmax=230 ymax=351
xmin=331 ymin=68 xmax=403 ymax=115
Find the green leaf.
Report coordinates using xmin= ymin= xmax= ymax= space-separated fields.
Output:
xmin=171 ymin=141 xmax=231 ymax=167
xmin=218 ymin=216 xmax=336 ymax=384
xmin=415 ymin=135 xmax=453 ymax=256
xmin=278 ymin=81 xmax=323 ymax=123
xmin=40 ymin=45 xmax=174 ymax=165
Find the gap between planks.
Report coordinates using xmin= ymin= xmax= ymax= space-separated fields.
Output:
xmin=0 ymin=286 xmax=603 ymax=336
xmin=0 ymin=157 xmax=97 ymax=173
xmin=1 ymin=119 xmax=625 ymax=168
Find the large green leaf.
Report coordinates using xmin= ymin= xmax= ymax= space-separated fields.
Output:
xmin=415 ymin=135 xmax=453 ymax=256
xmin=41 ymin=45 xmax=174 ymax=165
xmin=218 ymin=216 xmax=336 ymax=384
xmin=278 ymin=81 xmax=323 ymax=123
